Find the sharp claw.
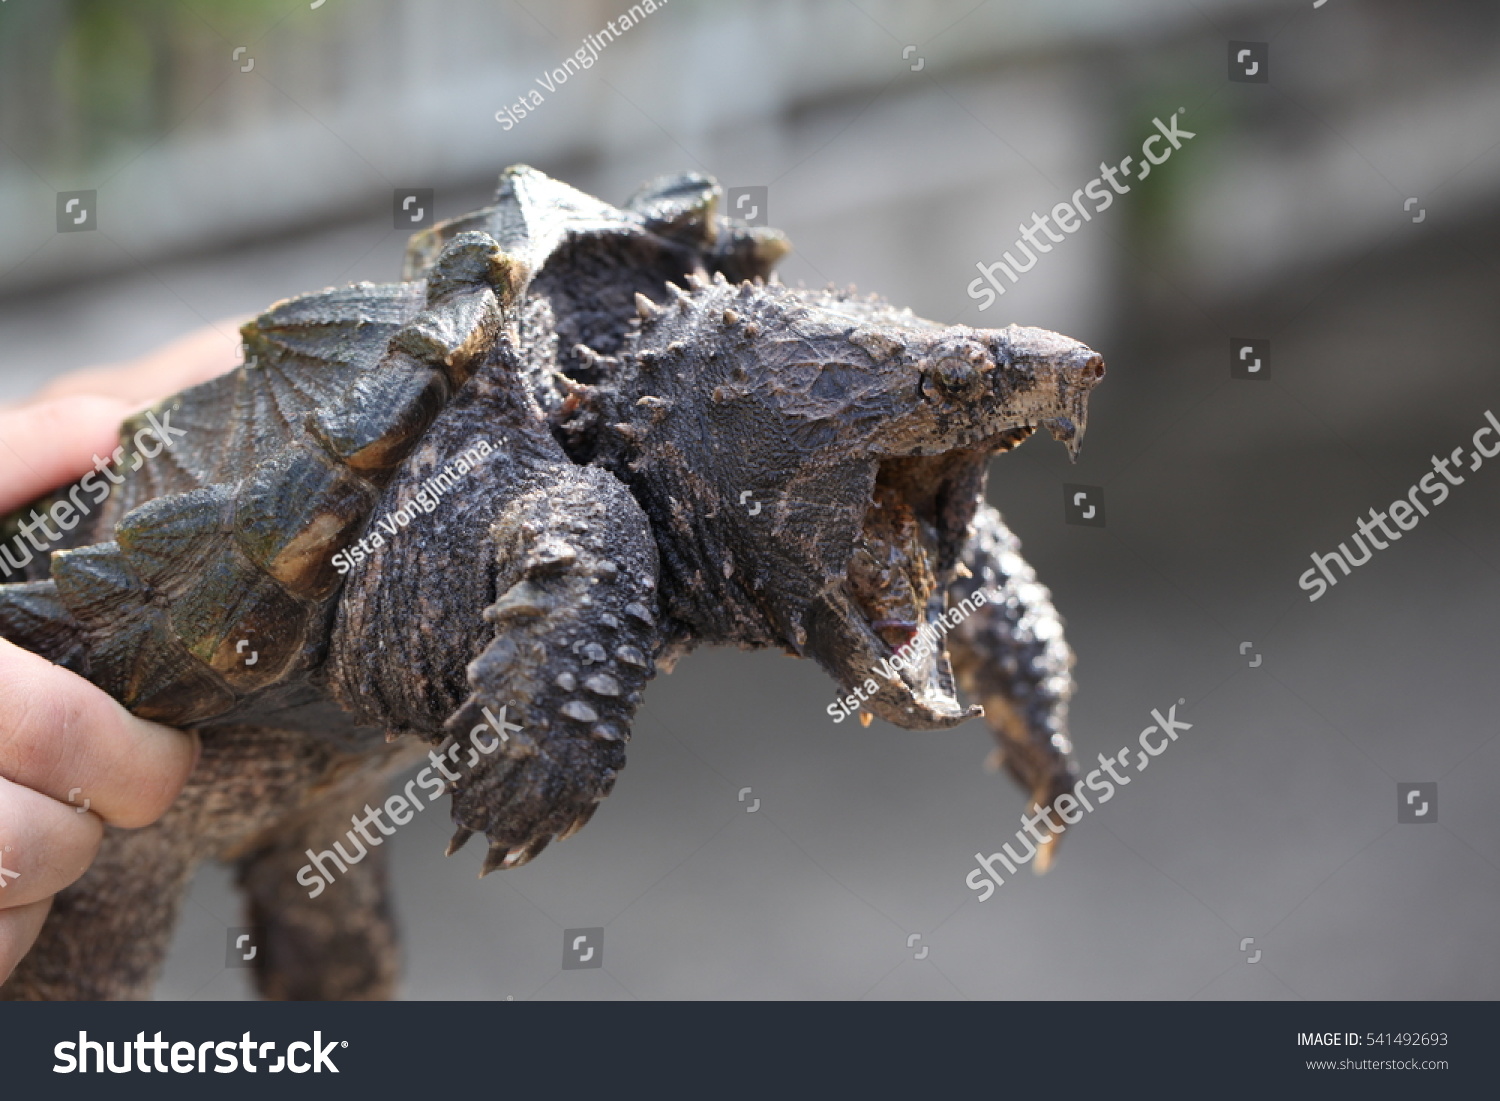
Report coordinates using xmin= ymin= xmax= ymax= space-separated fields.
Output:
xmin=858 ymin=711 xmax=873 ymax=728
xmin=557 ymin=803 xmax=598 ymax=841
xmin=476 ymin=834 xmax=554 ymax=877
xmin=1028 ymin=781 xmax=1071 ymax=874
xmin=445 ymin=827 xmax=475 ymax=857
xmin=479 ymin=842 xmax=512 ymax=878
xmin=1033 ymin=831 xmax=1057 ymax=874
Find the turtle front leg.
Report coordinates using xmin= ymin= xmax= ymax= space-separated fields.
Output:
xmin=442 ymin=466 xmax=661 ymax=873
xmin=324 ymin=323 xmax=663 ymax=876
xmin=947 ymin=503 xmax=1079 ymax=871
xmin=326 ymin=449 xmax=662 ymax=876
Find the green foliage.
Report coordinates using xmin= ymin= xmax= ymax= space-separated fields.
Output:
xmin=1 ymin=0 xmax=301 ymax=169
xmin=1120 ymin=84 xmax=1225 ymax=254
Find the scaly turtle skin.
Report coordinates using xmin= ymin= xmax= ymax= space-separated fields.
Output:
xmin=0 ymin=166 xmax=1102 ymax=999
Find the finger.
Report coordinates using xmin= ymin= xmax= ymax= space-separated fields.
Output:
xmin=0 ymin=397 xmax=133 ymax=514
xmin=0 ymin=897 xmax=51 ymax=987
xmin=0 ymin=640 xmax=199 ymax=829
xmin=27 ymin=319 xmax=247 ymax=408
xmin=0 ymin=776 xmax=103 ymax=909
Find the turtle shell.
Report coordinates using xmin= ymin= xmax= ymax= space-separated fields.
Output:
xmin=0 ymin=166 xmax=788 ymax=731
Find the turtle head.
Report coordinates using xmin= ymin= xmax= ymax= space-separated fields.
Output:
xmin=853 ymin=321 xmax=1105 ymax=463
xmin=606 ymin=279 xmax=1104 ymax=729
xmin=779 ymin=302 xmax=1104 ymax=729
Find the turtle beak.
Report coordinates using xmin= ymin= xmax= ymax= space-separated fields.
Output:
xmin=806 ymin=584 xmax=981 ymax=730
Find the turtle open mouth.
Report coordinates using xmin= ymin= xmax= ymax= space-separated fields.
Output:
xmin=829 ymin=423 xmax=1041 ymax=728
xmin=848 ymin=464 xmax=947 ymax=656
xmin=795 ymin=321 xmax=1103 ymax=730
xmin=834 ymin=446 xmax=993 ymax=726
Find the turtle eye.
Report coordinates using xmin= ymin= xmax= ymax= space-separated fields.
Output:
xmin=922 ymin=351 xmax=985 ymax=399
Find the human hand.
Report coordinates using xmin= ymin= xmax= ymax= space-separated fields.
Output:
xmin=0 ymin=321 xmax=240 ymax=983
xmin=0 ymin=317 xmax=245 ymax=501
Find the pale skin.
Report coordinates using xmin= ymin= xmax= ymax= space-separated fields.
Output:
xmin=0 ymin=320 xmax=243 ymax=983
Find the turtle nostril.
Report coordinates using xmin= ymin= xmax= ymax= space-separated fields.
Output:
xmin=1086 ymin=354 xmax=1105 ymax=379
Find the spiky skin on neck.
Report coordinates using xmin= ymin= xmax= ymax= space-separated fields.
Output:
xmin=585 ymin=273 xmax=1100 ymax=729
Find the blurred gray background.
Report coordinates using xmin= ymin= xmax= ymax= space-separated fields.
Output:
xmin=1 ymin=0 xmax=1497 ymax=999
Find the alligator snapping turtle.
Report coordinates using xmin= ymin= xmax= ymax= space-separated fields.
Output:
xmin=0 ymin=166 xmax=1103 ymax=999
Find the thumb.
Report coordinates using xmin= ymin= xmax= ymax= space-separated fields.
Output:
xmin=0 ymin=397 xmax=133 ymax=515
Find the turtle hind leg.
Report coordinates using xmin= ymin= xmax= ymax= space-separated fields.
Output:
xmin=1 ymin=807 xmax=198 ymax=1000
xmin=0 ymin=580 xmax=89 ymax=673
xmin=234 ymin=777 xmax=400 ymax=1000
xmin=947 ymin=503 xmax=1079 ymax=872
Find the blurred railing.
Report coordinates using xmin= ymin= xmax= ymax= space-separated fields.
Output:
xmin=1 ymin=0 xmax=1497 ymax=300
xmin=0 ymin=0 xmax=1240 ymax=291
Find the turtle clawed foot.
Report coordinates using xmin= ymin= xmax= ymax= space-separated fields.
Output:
xmin=478 ymin=834 xmax=551 ymax=877
xmin=464 ymin=801 xmax=601 ymax=876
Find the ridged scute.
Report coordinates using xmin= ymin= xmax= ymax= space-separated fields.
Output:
xmin=31 ymin=230 xmax=529 ymax=729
